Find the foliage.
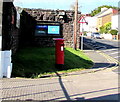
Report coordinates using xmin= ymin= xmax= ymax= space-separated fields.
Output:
xmin=99 ymin=22 xmax=111 ymax=34
xmin=104 ymin=22 xmax=111 ymax=33
xmin=90 ymin=5 xmax=119 ymax=16
xmin=83 ymin=31 xmax=87 ymax=36
xmin=99 ymin=26 xmax=105 ymax=34
xmin=109 ymin=29 xmax=118 ymax=35
xmin=12 ymin=47 xmax=93 ymax=78
xmin=91 ymin=7 xmax=101 ymax=17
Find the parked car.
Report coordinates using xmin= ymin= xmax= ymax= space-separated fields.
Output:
xmin=91 ymin=32 xmax=102 ymax=39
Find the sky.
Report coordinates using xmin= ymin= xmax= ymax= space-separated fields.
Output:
xmin=13 ymin=0 xmax=120 ymax=14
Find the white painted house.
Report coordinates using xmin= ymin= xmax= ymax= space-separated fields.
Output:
xmin=80 ymin=16 xmax=97 ymax=33
xmin=112 ymin=14 xmax=120 ymax=32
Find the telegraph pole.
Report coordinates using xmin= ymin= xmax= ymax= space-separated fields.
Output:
xmin=73 ymin=0 xmax=78 ymax=50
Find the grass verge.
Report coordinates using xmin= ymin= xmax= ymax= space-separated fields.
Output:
xmin=12 ymin=47 xmax=93 ymax=78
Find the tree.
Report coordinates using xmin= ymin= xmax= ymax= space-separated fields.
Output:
xmin=109 ymin=29 xmax=118 ymax=35
xmin=99 ymin=26 xmax=105 ymax=34
xmin=104 ymin=22 xmax=111 ymax=33
xmin=99 ymin=22 xmax=111 ymax=34
xmin=90 ymin=5 xmax=119 ymax=17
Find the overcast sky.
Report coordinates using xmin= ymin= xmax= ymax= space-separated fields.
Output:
xmin=13 ymin=0 xmax=119 ymax=14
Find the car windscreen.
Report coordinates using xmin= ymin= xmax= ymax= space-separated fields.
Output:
xmin=94 ymin=33 xmax=100 ymax=35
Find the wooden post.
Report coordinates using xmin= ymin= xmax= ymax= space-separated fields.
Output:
xmin=73 ymin=0 xmax=78 ymax=50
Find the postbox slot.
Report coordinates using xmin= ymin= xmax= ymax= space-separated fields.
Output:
xmin=61 ymin=43 xmax=64 ymax=46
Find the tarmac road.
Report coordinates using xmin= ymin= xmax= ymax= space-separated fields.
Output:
xmin=83 ymin=37 xmax=120 ymax=61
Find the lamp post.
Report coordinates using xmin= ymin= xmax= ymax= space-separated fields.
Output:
xmin=73 ymin=0 xmax=78 ymax=50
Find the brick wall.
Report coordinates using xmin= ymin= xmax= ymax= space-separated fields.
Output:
xmin=11 ymin=28 xmax=19 ymax=53
xmin=118 ymin=34 xmax=120 ymax=40
xmin=2 ymin=2 xmax=19 ymax=53
xmin=102 ymin=13 xmax=112 ymax=25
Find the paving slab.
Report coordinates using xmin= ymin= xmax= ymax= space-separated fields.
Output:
xmin=0 ymin=69 xmax=119 ymax=101
xmin=0 ymin=50 xmax=119 ymax=101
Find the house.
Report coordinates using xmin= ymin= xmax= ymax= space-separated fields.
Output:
xmin=79 ymin=15 xmax=97 ymax=33
xmin=94 ymin=7 xmax=118 ymax=30
xmin=112 ymin=14 xmax=120 ymax=30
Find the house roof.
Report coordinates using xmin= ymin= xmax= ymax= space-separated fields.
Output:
xmin=94 ymin=8 xmax=118 ymax=18
xmin=94 ymin=8 xmax=108 ymax=17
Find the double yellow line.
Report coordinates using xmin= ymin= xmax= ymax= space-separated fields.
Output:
xmin=97 ymin=50 xmax=119 ymax=71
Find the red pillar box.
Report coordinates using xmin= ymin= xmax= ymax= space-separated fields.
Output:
xmin=54 ymin=38 xmax=64 ymax=69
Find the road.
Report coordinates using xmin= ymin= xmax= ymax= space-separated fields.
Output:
xmin=83 ymin=37 xmax=119 ymax=74
xmin=83 ymin=37 xmax=119 ymax=62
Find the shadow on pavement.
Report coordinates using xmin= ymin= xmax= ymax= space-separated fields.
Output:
xmin=51 ymin=87 xmax=120 ymax=101
xmin=1 ymin=76 xmax=119 ymax=102
xmin=92 ymin=63 xmax=117 ymax=69
xmin=75 ymin=93 xmax=119 ymax=102
xmin=82 ymin=37 xmax=119 ymax=50
xmin=55 ymin=71 xmax=71 ymax=100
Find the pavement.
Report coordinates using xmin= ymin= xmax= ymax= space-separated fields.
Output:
xmin=0 ymin=50 xmax=119 ymax=102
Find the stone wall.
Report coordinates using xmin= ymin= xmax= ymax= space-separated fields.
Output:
xmin=34 ymin=37 xmax=56 ymax=47
xmin=21 ymin=8 xmax=81 ymax=48
xmin=63 ymin=23 xmax=80 ymax=48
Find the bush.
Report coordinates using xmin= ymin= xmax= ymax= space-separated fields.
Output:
xmin=99 ymin=26 xmax=105 ymax=34
xmin=99 ymin=22 xmax=111 ymax=34
xmin=109 ymin=29 xmax=118 ymax=35
xmin=83 ymin=31 xmax=87 ymax=36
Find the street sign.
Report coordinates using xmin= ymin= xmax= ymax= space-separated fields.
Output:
xmin=78 ymin=15 xmax=88 ymax=24
xmin=78 ymin=16 xmax=88 ymax=51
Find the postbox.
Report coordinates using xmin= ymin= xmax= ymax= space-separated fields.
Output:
xmin=54 ymin=38 xmax=64 ymax=68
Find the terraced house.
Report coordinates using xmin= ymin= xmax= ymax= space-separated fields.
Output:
xmin=94 ymin=7 xmax=118 ymax=30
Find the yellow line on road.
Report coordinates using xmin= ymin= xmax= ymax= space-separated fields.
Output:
xmin=96 ymin=51 xmax=119 ymax=71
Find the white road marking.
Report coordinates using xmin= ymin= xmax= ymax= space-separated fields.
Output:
xmin=109 ymin=52 xmax=119 ymax=55
xmin=114 ymin=56 xmax=120 ymax=59
xmin=103 ymin=49 xmax=118 ymax=52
